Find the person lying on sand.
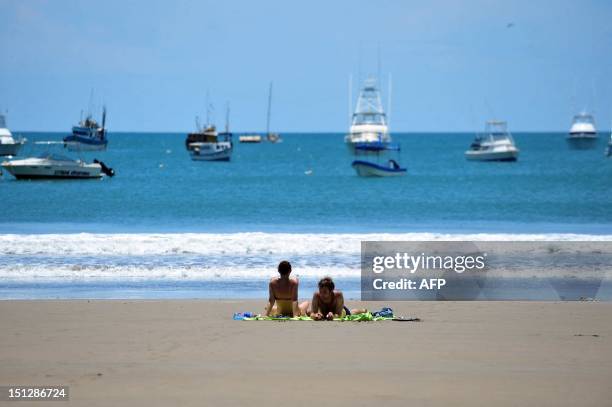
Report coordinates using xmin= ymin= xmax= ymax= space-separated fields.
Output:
xmin=309 ymin=277 xmax=366 ymax=320
xmin=265 ymin=261 xmax=309 ymax=317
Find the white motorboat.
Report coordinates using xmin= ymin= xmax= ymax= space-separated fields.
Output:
xmin=351 ymin=142 xmax=406 ymax=177
xmin=465 ymin=121 xmax=519 ymax=162
xmin=1 ymin=142 xmax=114 ymax=180
xmin=568 ymin=112 xmax=597 ymax=139
xmin=0 ymin=113 xmax=26 ymax=156
xmin=345 ymin=77 xmax=391 ymax=153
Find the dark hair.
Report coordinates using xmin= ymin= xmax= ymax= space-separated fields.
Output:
xmin=318 ymin=277 xmax=335 ymax=291
xmin=278 ymin=261 xmax=292 ymax=276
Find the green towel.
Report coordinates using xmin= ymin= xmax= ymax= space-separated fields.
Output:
xmin=242 ymin=312 xmax=395 ymax=322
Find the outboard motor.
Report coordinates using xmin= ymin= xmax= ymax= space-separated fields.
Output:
xmin=93 ymin=159 xmax=115 ymax=177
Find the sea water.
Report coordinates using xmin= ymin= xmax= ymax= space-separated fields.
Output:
xmin=1 ymin=132 xmax=611 ymax=299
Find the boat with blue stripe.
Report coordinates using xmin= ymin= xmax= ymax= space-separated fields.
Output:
xmin=351 ymin=142 xmax=407 ymax=177
xmin=64 ymin=106 xmax=108 ymax=151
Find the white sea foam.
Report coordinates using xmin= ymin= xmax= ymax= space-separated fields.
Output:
xmin=2 ymin=232 xmax=610 ymax=257
xmin=1 ymin=232 xmax=610 ymax=282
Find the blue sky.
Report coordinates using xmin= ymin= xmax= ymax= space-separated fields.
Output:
xmin=0 ymin=0 xmax=611 ymax=132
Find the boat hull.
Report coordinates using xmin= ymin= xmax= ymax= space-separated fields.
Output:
xmin=351 ymin=160 xmax=406 ymax=177
xmin=1 ymin=162 xmax=102 ymax=179
xmin=190 ymin=143 xmax=232 ymax=161
xmin=465 ymin=149 xmax=519 ymax=162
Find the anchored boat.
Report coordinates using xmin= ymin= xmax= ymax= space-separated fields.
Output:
xmin=345 ymin=77 xmax=391 ymax=153
xmin=2 ymin=142 xmax=114 ymax=180
xmin=351 ymin=142 xmax=406 ymax=177
xmin=189 ymin=105 xmax=233 ymax=161
xmin=465 ymin=121 xmax=519 ymax=162
xmin=265 ymin=82 xmax=282 ymax=143
xmin=64 ymin=106 xmax=108 ymax=151
xmin=568 ymin=111 xmax=597 ymax=139
xmin=0 ymin=113 xmax=26 ymax=156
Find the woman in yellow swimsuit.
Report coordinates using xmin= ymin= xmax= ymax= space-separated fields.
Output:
xmin=265 ymin=261 xmax=309 ymax=317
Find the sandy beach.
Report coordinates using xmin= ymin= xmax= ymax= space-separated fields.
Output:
xmin=0 ymin=300 xmax=610 ymax=406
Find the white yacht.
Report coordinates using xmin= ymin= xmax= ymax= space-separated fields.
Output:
xmin=568 ymin=112 xmax=597 ymax=139
xmin=0 ymin=113 xmax=26 ymax=156
xmin=345 ymin=77 xmax=391 ymax=153
xmin=2 ymin=142 xmax=114 ymax=179
xmin=465 ymin=121 xmax=519 ymax=162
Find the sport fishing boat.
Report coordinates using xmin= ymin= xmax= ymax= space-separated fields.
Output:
xmin=1 ymin=142 xmax=114 ymax=180
xmin=0 ymin=113 xmax=26 ymax=156
xmin=345 ymin=77 xmax=391 ymax=153
xmin=465 ymin=121 xmax=519 ymax=162
xmin=189 ymin=105 xmax=233 ymax=161
xmin=63 ymin=106 xmax=108 ymax=151
xmin=351 ymin=142 xmax=406 ymax=177
xmin=568 ymin=112 xmax=597 ymax=139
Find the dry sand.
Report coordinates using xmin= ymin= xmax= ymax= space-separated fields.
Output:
xmin=1 ymin=300 xmax=611 ymax=406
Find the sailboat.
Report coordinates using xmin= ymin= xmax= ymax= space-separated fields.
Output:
xmin=345 ymin=77 xmax=391 ymax=153
xmin=265 ymin=82 xmax=281 ymax=143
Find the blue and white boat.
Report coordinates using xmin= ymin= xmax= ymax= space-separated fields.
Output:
xmin=64 ymin=107 xmax=108 ymax=151
xmin=351 ymin=142 xmax=406 ymax=177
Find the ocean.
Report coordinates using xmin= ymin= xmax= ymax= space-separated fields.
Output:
xmin=1 ymin=132 xmax=611 ymax=300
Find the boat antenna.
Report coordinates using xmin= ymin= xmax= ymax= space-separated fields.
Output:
xmin=387 ymin=73 xmax=392 ymax=128
xmin=266 ymin=82 xmax=273 ymax=135
xmin=206 ymin=90 xmax=211 ymax=127
xmin=88 ymin=89 xmax=94 ymax=119
xmin=377 ymin=44 xmax=381 ymax=83
xmin=348 ymin=74 xmax=353 ymax=128
xmin=225 ymin=102 xmax=230 ymax=133
xmin=101 ymin=106 xmax=107 ymax=139
xmin=195 ymin=115 xmax=201 ymax=132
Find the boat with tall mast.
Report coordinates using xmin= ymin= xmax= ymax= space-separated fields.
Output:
xmin=265 ymin=82 xmax=281 ymax=143
xmin=345 ymin=77 xmax=391 ymax=153
xmin=0 ymin=112 xmax=26 ymax=156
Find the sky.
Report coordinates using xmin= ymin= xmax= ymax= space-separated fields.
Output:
xmin=0 ymin=0 xmax=611 ymax=132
